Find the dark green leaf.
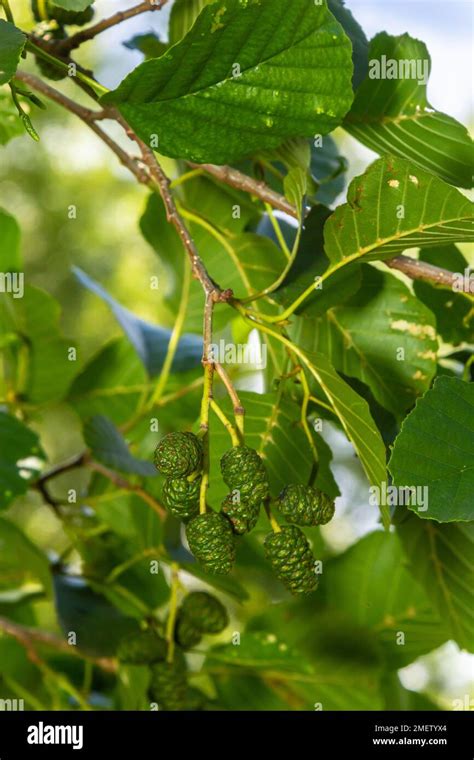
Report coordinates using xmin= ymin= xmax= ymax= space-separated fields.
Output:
xmin=123 ymin=33 xmax=168 ymax=60
xmin=84 ymin=415 xmax=156 ymax=477
xmin=0 ymin=21 xmax=26 ymax=86
xmin=389 ymin=376 xmax=474 ymax=522
xmin=103 ymin=0 xmax=354 ymax=163
xmin=327 ymin=0 xmax=368 ymax=88
xmin=292 ymin=266 xmax=439 ymax=417
xmin=345 ymin=33 xmax=474 ymax=187
xmin=394 ymin=509 xmax=474 ymax=651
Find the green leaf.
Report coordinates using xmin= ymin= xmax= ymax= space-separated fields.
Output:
xmin=388 ymin=376 xmax=474 ymax=522
xmin=345 ymin=33 xmax=474 ymax=188
xmin=0 ymin=286 xmax=78 ymax=404
xmin=180 ymin=561 xmax=249 ymax=602
xmin=123 ymin=34 xmax=168 ymax=60
xmin=312 ymin=430 xmax=340 ymax=499
xmin=68 ymin=338 xmax=149 ymax=425
xmin=207 ymin=631 xmax=312 ymax=672
xmin=310 ymin=134 xmax=348 ymax=206
xmin=0 ymin=21 xmax=26 ymax=86
xmin=73 ymin=266 xmax=202 ymax=376
xmin=84 ymin=415 xmax=156 ymax=477
xmin=0 ymin=412 xmax=45 ymax=508
xmin=394 ymin=509 xmax=474 ymax=651
xmin=293 ymin=266 xmax=439 ymax=417
xmin=0 ymin=207 xmax=21 ymax=269
xmin=0 ymin=91 xmax=23 ymax=146
xmin=0 ymin=517 xmax=51 ymax=595
xmin=49 ymin=0 xmax=94 ymax=10
xmin=273 ymin=206 xmax=362 ymax=317
xmin=103 ymin=0 xmax=354 ymax=164
xmin=413 ymin=246 xmax=474 ymax=346
xmin=324 ymin=531 xmax=450 ymax=668
xmin=297 ymin=349 xmax=390 ymax=527
xmin=324 ymin=156 xmax=474 ymax=272
xmin=208 ymin=391 xmax=314 ymax=505
xmin=169 ymin=0 xmax=213 ymax=44
xmin=327 ymin=0 xmax=368 ymax=89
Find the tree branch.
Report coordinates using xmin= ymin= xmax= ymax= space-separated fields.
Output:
xmin=87 ymin=460 xmax=166 ymax=519
xmin=55 ymin=1 xmax=169 ymax=55
xmin=195 ymin=163 xmax=471 ymax=295
xmin=0 ymin=616 xmax=116 ymax=672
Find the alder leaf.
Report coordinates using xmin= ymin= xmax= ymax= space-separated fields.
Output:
xmin=0 ymin=21 xmax=26 ymax=86
xmin=324 ymin=156 xmax=474 ymax=271
xmin=103 ymin=0 xmax=354 ymax=163
xmin=345 ymin=33 xmax=474 ymax=188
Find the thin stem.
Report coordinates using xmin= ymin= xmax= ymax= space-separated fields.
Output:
xmin=299 ymin=370 xmax=318 ymax=465
xmin=147 ymin=257 xmax=192 ymax=409
xmin=0 ymin=0 xmax=14 ymax=22
xmin=87 ymin=460 xmax=166 ymax=518
xmin=0 ymin=616 xmax=116 ymax=672
xmin=210 ymin=399 xmax=240 ymax=446
xmin=214 ymin=362 xmax=245 ymax=437
xmin=170 ymin=168 xmax=204 ymax=189
xmin=165 ymin=563 xmax=180 ymax=664
xmin=199 ymin=362 xmax=214 ymax=515
xmin=56 ymin=1 xmax=168 ymax=54
xmin=26 ymin=41 xmax=108 ymax=96
xmin=264 ymin=500 xmax=281 ymax=533
xmin=309 ymin=395 xmax=336 ymax=415
xmin=264 ymin=203 xmax=291 ymax=260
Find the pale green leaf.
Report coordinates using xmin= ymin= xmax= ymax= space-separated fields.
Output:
xmin=0 ymin=92 xmax=23 ymax=146
xmin=0 ymin=517 xmax=51 ymax=595
xmin=0 ymin=412 xmax=45 ymax=509
xmin=169 ymin=0 xmax=213 ymax=44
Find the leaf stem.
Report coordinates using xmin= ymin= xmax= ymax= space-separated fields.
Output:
xmin=26 ymin=41 xmax=108 ymax=96
xmin=147 ymin=256 xmax=192 ymax=409
xmin=210 ymin=399 xmax=240 ymax=446
xmin=264 ymin=500 xmax=281 ymax=533
xmin=165 ymin=563 xmax=180 ymax=664
xmin=264 ymin=202 xmax=291 ymax=260
xmin=214 ymin=362 xmax=245 ymax=437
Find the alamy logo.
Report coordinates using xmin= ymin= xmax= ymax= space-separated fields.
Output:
xmin=369 ymin=483 xmax=429 ymax=512
xmin=0 ymin=272 xmax=24 ymax=299
xmin=207 ymin=339 xmax=267 ymax=369
xmin=27 ymin=722 xmax=84 ymax=750
xmin=452 ymin=267 xmax=474 ymax=294
xmin=0 ymin=698 xmax=24 ymax=710
xmin=368 ymin=56 xmax=429 ymax=85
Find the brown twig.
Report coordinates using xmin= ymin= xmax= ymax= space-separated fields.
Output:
xmin=214 ymin=362 xmax=245 ymax=436
xmin=87 ymin=460 xmax=166 ymax=519
xmin=0 ymin=615 xmax=116 ymax=672
xmin=54 ymin=1 xmax=168 ymax=55
xmin=386 ymin=255 xmax=470 ymax=291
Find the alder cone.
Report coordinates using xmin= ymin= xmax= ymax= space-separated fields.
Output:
xmin=221 ymin=493 xmax=260 ymax=534
xmin=149 ymin=658 xmax=188 ymax=711
xmin=117 ymin=629 xmax=167 ymax=665
xmin=162 ymin=476 xmax=200 ymax=520
xmin=154 ymin=431 xmax=202 ymax=478
xmin=278 ymin=484 xmax=335 ymax=526
xmin=264 ymin=525 xmax=318 ymax=595
xmin=174 ymin=613 xmax=201 ymax=650
xmin=220 ymin=446 xmax=269 ymax=503
xmin=186 ymin=512 xmax=235 ymax=575
xmin=180 ymin=591 xmax=228 ymax=634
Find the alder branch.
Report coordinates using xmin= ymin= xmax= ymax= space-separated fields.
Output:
xmin=87 ymin=460 xmax=166 ymax=519
xmin=0 ymin=615 xmax=116 ymax=672
xmin=196 ymin=163 xmax=471 ymax=295
xmin=55 ymin=1 xmax=169 ymax=55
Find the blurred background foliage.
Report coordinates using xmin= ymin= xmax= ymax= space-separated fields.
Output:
xmin=0 ymin=0 xmax=472 ymax=711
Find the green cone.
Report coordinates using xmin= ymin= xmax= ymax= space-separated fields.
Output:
xmin=163 ymin=476 xmax=201 ymax=520
xmin=220 ymin=446 xmax=269 ymax=503
xmin=277 ymin=485 xmax=335 ymax=526
xmin=180 ymin=591 xmax=228 ymax=634
xmin=186 ymin=512 xmax=235 ymax=575
xmin=148 ymin=657 xmax=188 ymax=711
xmin=154 ymin=432 xmax=202 ymax=478
xmin=174 ymin=613 xmax=202 ymax=650
xmin=117 ymin=629 xmax=167 ymax=665
xmin=264 ymin=525 xmax=318 ymax=595
xmin=221 ymin=492 xmax=260 ymax=534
